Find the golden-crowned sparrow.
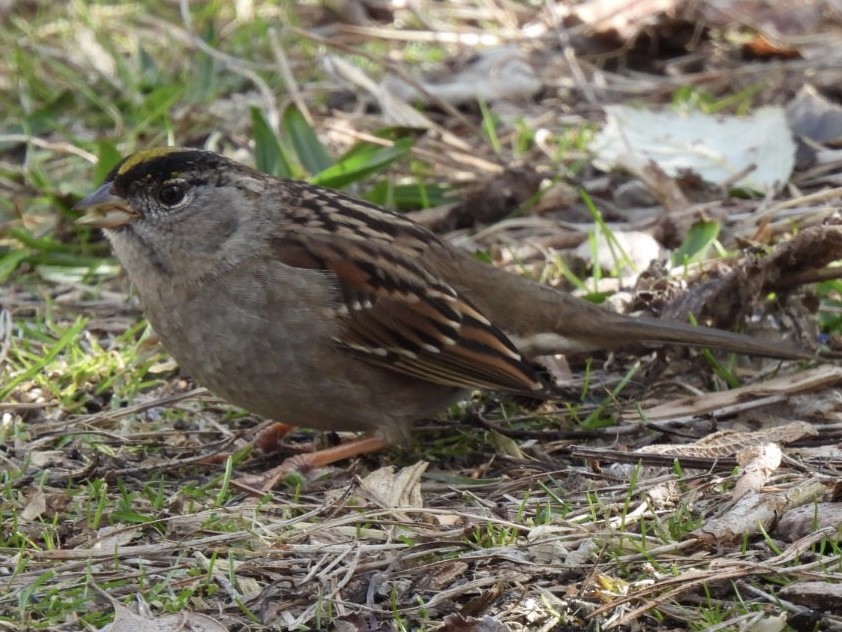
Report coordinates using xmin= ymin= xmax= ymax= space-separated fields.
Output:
xmin=75 ymin=148 xmax=807 ymax=448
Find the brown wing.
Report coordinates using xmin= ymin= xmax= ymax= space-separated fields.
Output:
xmin=270 ymin=189 xmax=544 ymax=393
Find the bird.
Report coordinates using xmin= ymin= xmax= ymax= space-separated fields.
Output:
xmin=74 ymin=147 xmax=808 ymax=488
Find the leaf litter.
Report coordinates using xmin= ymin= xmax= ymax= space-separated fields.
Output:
xmin=3 ymin=0 xmax=842 ymax=630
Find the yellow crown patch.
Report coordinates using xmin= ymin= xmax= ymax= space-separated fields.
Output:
xmin=117 ymin=147 xmax=191 ymax=176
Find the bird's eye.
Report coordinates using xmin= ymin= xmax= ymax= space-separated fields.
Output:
xmin=157 ymin=181 xmax=187 ymax=207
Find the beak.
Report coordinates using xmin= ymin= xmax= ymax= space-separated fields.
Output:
xmin=73 ymin=183 xmax=138 ymax=229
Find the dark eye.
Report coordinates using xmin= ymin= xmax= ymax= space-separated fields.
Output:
xmin=157 ymin=181 xmax=187 ymax=207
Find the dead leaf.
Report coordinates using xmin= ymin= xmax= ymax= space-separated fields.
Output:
xmin=742 ymin=34 xmax=800 ymax=60
xmin=21 ymin=489 xmax=70 ymax=521
xmin=780 ymin=581 xmax=842 ymax=610
xmin=787 ymin=84 xmax=842 ymax=146
xmin=593 ymin=105 xmax=796 ymax=192
xmin=786 ymin=84 xmax=842 ymax=167
xmin=693 ymin=479 xmax=826 ymax=546
xmin=692 ymin=490 xmax=788 ymax=546
xmin=359 ymin=462 xmax=427 ymax=512
xmin=525 ymin=525 xmax=570 ymax=564
xmin=99 ymin=600 xmax=228 ymax=632
xmin=91 ymin=525 xmax=143 ymax=552
xmin=487 ymin=430 xmax=524 ymax=459
xmin=384 ymin=46 xmax=541 ymax=106
xmin=20 ymin=490 xmax=48 ymax=522
xmin=29 ymin=450 xmax=66 ymax=467
xmin=732 ymin=443 xmax=782 ymax=500
xmin=776 ymin=502 xmax=842 ymax=541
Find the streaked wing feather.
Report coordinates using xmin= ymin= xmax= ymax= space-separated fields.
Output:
xmin=272 ymin=225 xmax=544 ymax=394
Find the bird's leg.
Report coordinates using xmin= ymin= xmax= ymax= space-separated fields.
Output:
xmin=232 ymin=435 xmax=391 ymax=493
xmin=253 ymin=421 xmax=297 ymax=453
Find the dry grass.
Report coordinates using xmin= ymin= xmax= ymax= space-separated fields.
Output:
xmin=2 ymin=1 xmax=842 ymax=630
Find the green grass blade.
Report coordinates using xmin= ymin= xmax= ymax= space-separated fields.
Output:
xmin=312 ymin=137 xmax=414 ymax=189
xmin=364 ymin=181 xmax=453 ymax=210
xmin=1 ymin=317 xmax=88 ymax=402
xmin=250 ymin=107 xmax=293 ymax=178
xmin=93 ymin=140 xmax=123 ymax=184
xmin=0 ymin=250 xmax=31 ymax=284
xmin=282 ymin=104 xmax=333 ymax=174
xmin=671 ymin=220 xmax=721 ymax=267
